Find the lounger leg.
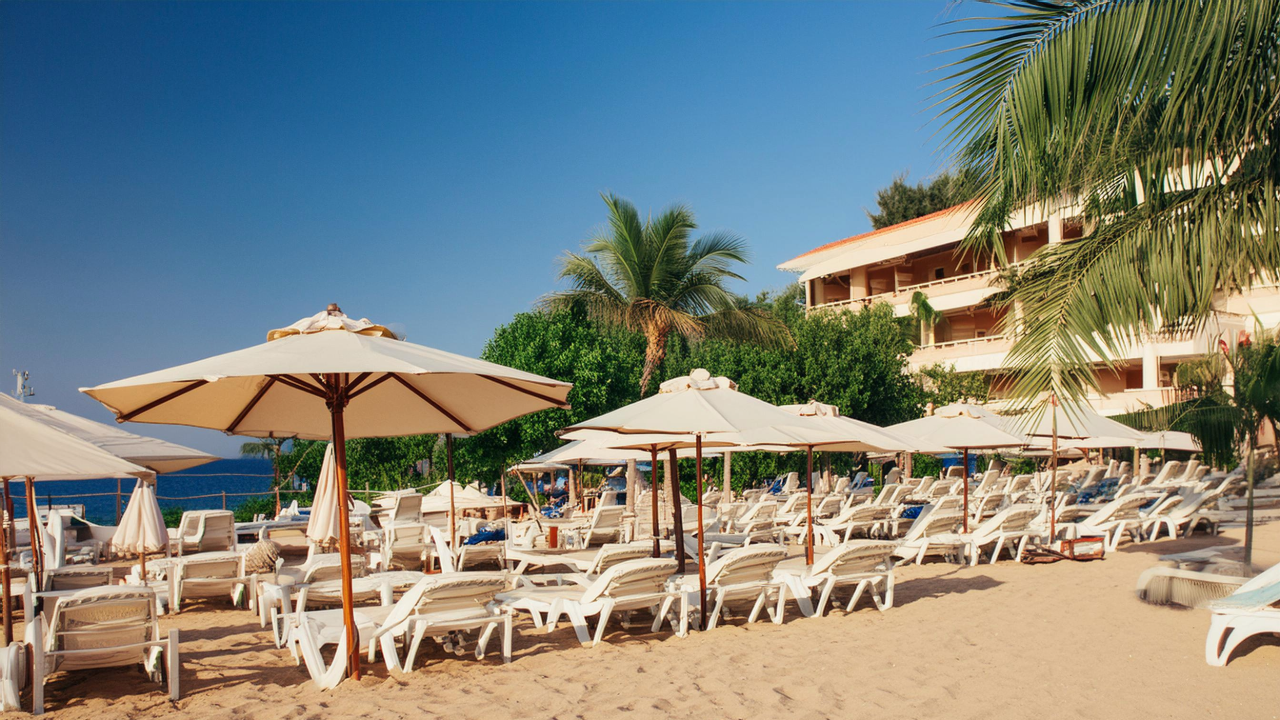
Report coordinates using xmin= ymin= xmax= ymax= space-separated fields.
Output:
xmin=707 ymin=592 xmax=726 ymax=631
xmin=592 ymin=599 xmax=616 ymax=646
xmin=565 ymin=604 xmax=592 ymax=645
xmin=748 ymin=590 xmax=769 ymax=624
xmin=167 ymin=629 xmax=180 ymax=701
xmin=652 ymin=596 xmax=675 ymax=633
xmin=502 ymin=612 xmax=513 ymax=663
xmin=543 ymin=599 xmax=563 ymax=633
xmin=1015 ymin=536 xmax=1028 ymax=563
xmin=476 ymin=620 xmax=497 ymax=660
xmin=990 ymin=538 xmax=1005 ymax=565
xmin=876 ymin=573 xmax=894 ymax=611
xmin=915 ymin=542 xmax=929 ymax=565
xmin=31 ymin=624 xmax=44 ymax=716
xmin=845 ymin=580 xmax=867 ymax=612
xmin=1205 ymin=614 xmax=1234 ymax=666
xmin=814 ymin=580 xmax=835 ymax=617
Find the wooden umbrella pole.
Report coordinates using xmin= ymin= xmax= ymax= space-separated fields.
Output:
xmin=328 ymin=376 xmax=361 ymax=680
xmin=805 ymin=446 xmax=815 ymax=565
xmin=722 ymin=450 xmax=732 ymax=502
xmin=3 ymin=478 xmax=13 ymax=559
xmin=26 ymin=478 xmax=43 ymax=587
xmin=649 ymin=446 xmax=661 ymax=558
xmin=447 ymin=434 xmax=457 ymax=548
xmin=668 ymin=449 xmax=685 ymax=575
xmin=962 ymin=448 xmax=970 ymax=533
xmin=695 ymin=435 xmax=707 ymax=631
xmin=0 ymin=477 xmax=10 ymax=644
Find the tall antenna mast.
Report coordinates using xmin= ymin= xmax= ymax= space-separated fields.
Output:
xmin=12 ymin=370 xmax=34 ymax=401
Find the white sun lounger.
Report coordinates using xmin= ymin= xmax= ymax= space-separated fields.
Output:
xmin=498 ymin=558 xmax=681 ymax=647
xmin=1205 ymin=561 xmax=1280 ymax=666
xmin=26 ymin=585 xmax=178 ymax=714
xmin=294 ymin=573 xmax=511 ymax=688
xmin=771 ymin=540 xmax=896 ymax=621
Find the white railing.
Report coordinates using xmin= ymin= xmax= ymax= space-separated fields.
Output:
xmin=808 ymin=264 xmax=1012 ymax=312
xmin=916 ymin=334 xmax=1010 ymax=351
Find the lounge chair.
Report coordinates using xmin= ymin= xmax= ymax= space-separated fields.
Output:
xmin=381 ymin=522 xmax=430 ymax=571
xmin=499 ymin=558 xmax=681 ymax=646
xmin=174 ymin=510 xmax=236 ymax=556
xmin=26 ymin=585 xmax=178 ymax=714
xmin=1057 ymin=494 xmax=1154 ymax=551
xmin=373 ymin=490 xmax=424 ymax=528
xmin=772 ymin=540 xmax=896 ymax=621
xmin=806 ymin=503 xmax=895 ymax=545
xmin=697 ymin=544 xmax=789 ymax=632
xmin=560 ymin=505 xmax=627 ymax=548
xmin=169 ymin=554 xmax=249 ymax=613
xmin=1204 ymin=561 xmax=1280 ymax=666
xmin=1136 ymin=546 xmax=1250 ymax=609
xmin=43 ymin=565 xmax=114 ymax=592
xmin=892 ymin=505 xmax=966 ymax=565
xmin=259 ymin=554 xmax=370 ymax=646
xmin=294 ymin=573 xmax=511 ymax=688
xmin=945 ymin=505 xmax=1041 ymax=566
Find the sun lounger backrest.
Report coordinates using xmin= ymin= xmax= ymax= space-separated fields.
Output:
xmin=45 ymin=567 xmax=114 ymax=591
xmin=814 ymin=495 xmax=842 ymax=518
xmin=303 ymin=554 xmax=368 ymax=582
xmin=48 ymin=586 xmax=158 ymax=669
xmin=1086 ymin=495 xmax=1150 ymax=525
xmin=873 ymin=483 xmax=902 ymax=506
xmin=883 ymin=468 xmax=901 ymax=485
xmin=587 ymin=544 xmax=653 ymax=575
xmin=813 ymin=541 xmax=895 ymax=576
xmin=581 ymin=558 xmax=677 ymax=604
xmin=377 ymin=574 xmax=507 ymax=631
xmin=180 ymin=557 xmax=241 ymax=580
xmin=832 ymin=477 xmax=850 ymax=495
xmin=706 ymin=545 xmax=786 ymax=588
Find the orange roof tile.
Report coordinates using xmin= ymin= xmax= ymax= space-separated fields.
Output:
xmin=781 ymin=201 xmax=975 ymax=266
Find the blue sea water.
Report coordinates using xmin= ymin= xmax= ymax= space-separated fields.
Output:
xmin=11 ymin=457 xmax=274 ymax=524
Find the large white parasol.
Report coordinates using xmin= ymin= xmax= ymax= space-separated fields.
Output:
xmin=82 ymin=305 xmax=572 ymax=683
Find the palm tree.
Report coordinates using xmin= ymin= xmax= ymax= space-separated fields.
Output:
xmin=543 ymin=193 xmax=792 ymax=394
xmin=936 ymin=0 xmax=1280 ymax=406
xmin=1222 ymin=329 xmax=1280 ymax=568
xmin=241 ymin=438 xmax=287 ymax=511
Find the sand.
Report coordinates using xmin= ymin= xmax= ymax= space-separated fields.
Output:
xmin=18 ymin=521 xmax=1280 ymax=720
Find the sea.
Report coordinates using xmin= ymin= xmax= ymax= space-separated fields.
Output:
xmin=12 ymin=457 xmax=274 ymax=525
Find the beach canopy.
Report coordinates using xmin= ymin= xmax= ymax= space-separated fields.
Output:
xmin=520 ymin=436 xmax=717 ymax=466
xmin=0 ymin=398 xmax=147 ymax=481
xmin=0 ymin=394 xmax=217 ymax=474
xmin=111 ymin=477 xmax=169 ymax=558
xmin=887 ymin=411 xmax=1026 ymax=452
xmin=82 ymin=307 xmax=573 ymax=440
xmin=1003 ymin=401 xmax=1146 ymax=442
xmin=421 ymin=481 xmax=505 ymax=513
xmin=1138 ymin=430 xmax=1202 ymax=452
xmin=777 ymin=401 xmax=943 ymax=453
xmin=81 ymin=305 xmax=573 ymax=684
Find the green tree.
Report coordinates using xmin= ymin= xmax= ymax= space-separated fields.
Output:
xmin=938 ymin=0 xmax=1280 ymax=407
xmin=918 ymin=364 xmax=991 ymax=406
xmin=865 ymin=171 xmax=971 ymax=230
xmin=543 ymin=193 xmax=792 ymax=394
xmin=453 ymin=305 xmax=647 ymax=484
xmin=239 ymin=438 xmax=287 ymax=488
xmin=278 ymin=435 xmax=435 ymax=497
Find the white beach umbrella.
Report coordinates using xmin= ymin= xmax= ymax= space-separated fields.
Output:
xmin=111 ymin=476 xmax=169 ymax=562
xmin=0 ymin=394 xmax=217 ymax=474
xmin=566 ymin=369 xmax=846 ymax=626
xmin=888 ymin=405 xmax=1026 ymax=532
xmin=0 ymin=400 xmax=147 ymax=643
xmin=82 ymin=305 xmax=572 ymax=682
xmin=1003 ymin=401 xmax=1146 ymax=442
xmin=1137 ymin=430 xmax=1201 ymax=452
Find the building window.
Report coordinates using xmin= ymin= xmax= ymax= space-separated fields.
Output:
xmin=934 ymin=267 xmax=945 ymax=280
xmin=960 ymin=262 xmax=972 ymax=275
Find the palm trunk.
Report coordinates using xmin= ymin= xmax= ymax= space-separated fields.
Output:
xmin=640 ymin=324 xmax=671 ymax=395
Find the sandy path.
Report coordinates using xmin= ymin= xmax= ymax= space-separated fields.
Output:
xmin=18 ymin=522 xmax=1280 ymax=720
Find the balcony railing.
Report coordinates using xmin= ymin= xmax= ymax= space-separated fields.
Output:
xmin=808 ymin=265 xmax=1007 ymax=312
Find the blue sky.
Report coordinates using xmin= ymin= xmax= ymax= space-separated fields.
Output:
xmin=1 ymin=1 xmax=963 ymax=455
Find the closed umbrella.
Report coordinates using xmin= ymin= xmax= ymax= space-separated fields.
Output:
xmin=111 ymin=475 xmax=169 ymax=576
xmin=0 ymin=399 xmax=146 ymax=643
xmin=82 ymin=305 xmax=572 ymax=682
xmin=1138 ymin=430 xmax=1201 ymax=452
xmin=888 ymin=404 xmax=1026 ymax=532
xmin=306 ymin=444 xmax=343 ymax=546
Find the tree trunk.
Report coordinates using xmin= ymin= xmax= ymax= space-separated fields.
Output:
xmin=640 ymin=324 xmax=671 ymax=395
xmin=1245 ymin=435 xmax=1256 ymax=571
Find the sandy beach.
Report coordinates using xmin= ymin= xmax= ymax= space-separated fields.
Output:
xmin=17 ymin=520 xmax=1279 ymax=720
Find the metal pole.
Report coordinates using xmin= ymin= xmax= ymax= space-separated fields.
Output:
xmin=447 ymin=433 xmax=457 ymax=548
xmin=221 ymin=491 xmax=227 ymax=511
xmin=962 ymin=448 xmax=970 ymax=533
xmin=695 ymin=435 xmax=707 ymax=630
xmin=1049 ymin=396 xmax=1058 ymax=541
xmin=328 ymin=374 xmax=360 ymax=680
xmin=805 ymin=446 xmax=814 ymax=565
xmin=668 ymin=449 xmax=685 ymax=575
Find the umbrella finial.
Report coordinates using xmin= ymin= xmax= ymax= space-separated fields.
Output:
xmin=326 ymin=303 xmax=344 ymax=316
